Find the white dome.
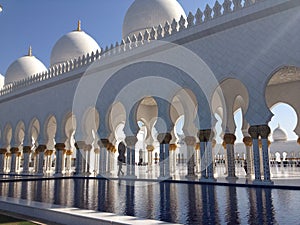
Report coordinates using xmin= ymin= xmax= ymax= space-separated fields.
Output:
xmin=122 ymin=0 xmax=186 ymax=39
xmin=50 ymin=25 xmax=100 ymax=66
xmin=273 ymin=124 xmax=288 ymax=142
xmin=5 ymin=52 xmax=47 ymax=85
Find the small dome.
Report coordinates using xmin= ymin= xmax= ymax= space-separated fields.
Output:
xmin=5 ymin=47 xmax=47 ymax=85
xmin=122 ymin=0 xmax=186 ymax=39
xmin=50 ymin=21 xmax=100 ymax=66
xmin=273 ymin=124 xmax=288 ymax=142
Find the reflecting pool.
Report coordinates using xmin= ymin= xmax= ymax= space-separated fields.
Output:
xmin=0 ymin=179 xmax=299 ymax=224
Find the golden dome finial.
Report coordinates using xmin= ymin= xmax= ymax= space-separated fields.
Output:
xmin=77 ymin=20 xmax=81 ymax=31
xmin=28 ymin=46 xmax=32 ymax=56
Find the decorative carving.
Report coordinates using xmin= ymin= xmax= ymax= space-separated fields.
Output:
xmin=0 ymin=149 xmax=7 ymax=154
xmin=137 ymin=32 xmax=143 ymax=42
xmin=259 ymin=125 xmax=271 ymax=139
xmin=23 ymin=146 xmax=32 ymax=153
xmin=184 ymin=136 xmax=197 ymax=146
xmin=195 ymin=8 xmax=203 ymax=25
xmin=213 ymin=1 xmax=222 ymax=18
xmin=157 ymin=24 xmax=163 ymax=39
xmin=195 ymin=143 xmax=200 ymax=150
xmin=248 ymin=126 xmax=259 ymax=139
xmin=171 ymin=19 xmax=178 ymax=34
xmin=169 ymin=144 xmax=177 ymax=151
xmin=75 ymin=141 xmax=86 ymax=150
xmin=144 ymin=30 xmax=150 ymax=42
xmin=94 ymin=148 xmax=100 ymax=154
xmin=223 ymin=0 xmax=232 ymax=14
xmin=297 ymin=137 xmax=300 ymax=145
xmin=204 ymin=4 xmax=212 ymax=22
xmin=10 ymin=147 xmax=19 ymax=154
xmin=233 ymin=0 xmax=242 ymax=11
xmin=157 ymin=133 xmax=172 ymax=144
xmin=198 ymin=129 xmax=214 ymax=142
xmin=178 ymin=15 xmax=186 ymax=31
xmin=187 ymin=12 xmax=195 ymax=28
xmin=150 ymin=27 xmax=156 ymax=40
xmin=84 ymin=144 xmax=92 ymax=151
xmin=243 ymin=136 xmax=252 ymax=146
xmin=125 ymin=136 xmax=138 ymax=146
xmin=55 ymin=143 xmax=65 ymax=151
xmin=223 ymin=133 xmax=236 ymax=145
xmin=36 ymin=145 xmax=47 ymax=153
xmin=146 ymin=145 xmax=155 ymax=152
xmin=164 ymin=21 xmax=171 ymax=36
xmin=98 ymin=139 xmax=109 ymax=148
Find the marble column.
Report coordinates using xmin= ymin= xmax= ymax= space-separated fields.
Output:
xmin=248 ymin=126 xmax=261 ymax=182
xmin=106 ymin=143 xmax=113 ymax=175
xmin=185 ymin=136 xmax=197 ymax=179
xmin=84 ymin=144 xmax=92 ymax=175
xmin=75 ymin=141 xmax=85 ymax=176
xmin=65 ymin=150 xmax=73 ymax=175
xmin=259 ymin=125 xmax=273 ymax=184
xmin=243 ymin=137 xmax=254 ymax=178
xmin=146 ymin=145 xmax=154 ymax=172
xmin=195 ymin=143 xmax=201 ymax=174
xmin=45 ymin=150 xmax=54 ymax=174
xmin=125 ymin=136 xmax=138 ymax=178
xmin=22 ymin=146 xmax=32 ymax=175
xmin=0 ymin=149 xmax=7 ymax=173
xmin=9 ymin=147 xmax=20 ymax=175
xmin=54 ymin=143 xmax=65 ymax=176
xmin=198 ymin=130 xmax=215 ymax=181
xmin=36 ymin=145 xmax=46 ymax=176
xmin=169 ymin=144 xmax=177 ymax=175
xmin=157 ymin=133 xmax=172 ymax=180
xmin=93 ymin=148 xmax=100 ymax=175
xmin=224 ymin=133 xmax=237 ymax=180
xmin=97 ymin=139 xmax=109 ymax=177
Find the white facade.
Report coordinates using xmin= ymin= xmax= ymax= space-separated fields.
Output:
xmin=0 ymin=0 xmax=299 ymax=183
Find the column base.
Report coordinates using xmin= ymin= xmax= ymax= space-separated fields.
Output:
xmin=158 ymin=176 xmax=172 ymax=180
xmin=186 ymin=174 xmax=197 ymax=180
xmin=263 ymin=180 xmax=274 ymax=185
xmin=252 ymin=179 xmax=263 ymax=185
xmin=9 ymin=172 xmax=17 ymax=176
xmin=21 ymin=172 xmax=30 ymax=176
xmin=123 ymin=175 xmax=137 ymax=179
xmin=200 ymin=177 xmax=216 ymax=182
xmin=226 ymin=176 xmax=238 ymax=182
xmin=36 ymin=173 xmax=44 ymax=176
xmin=53 ymin=173 xmax=63 ymax=177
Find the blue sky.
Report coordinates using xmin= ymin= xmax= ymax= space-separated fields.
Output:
xmin=0 ymin=0 xmax=298 ymax=141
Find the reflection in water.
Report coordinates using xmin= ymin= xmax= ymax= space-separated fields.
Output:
xmin=0 ymin=179 xmax=295 ymax=224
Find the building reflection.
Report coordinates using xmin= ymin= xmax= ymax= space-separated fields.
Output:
xmin=201 ymin=185 xmax=219 ymax=224
xmin=125 ymin=181 xmax=135 ymax=216
xmin=226 ymin=186 xmax=240 ymax=224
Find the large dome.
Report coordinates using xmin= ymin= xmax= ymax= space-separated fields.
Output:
xmin=50 ymin=22 xmax=100 ymax=66
xmin=122 ymin=0 xmax=186 ymax=39
xmin=5 ymin=48 xmax=47 ymax=85
xmin=273 ymin=124 xmax=288 ymax=142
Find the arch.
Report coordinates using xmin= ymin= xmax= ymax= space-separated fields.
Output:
xmin=14 ymin=121 xmax=25 ymax=148
xmin=266 ymin=66 xmax=300 ymax=136
xmin=28 ymin=118 xmax=41 ymax=147
xmin=2 ymin=123 xmax=12 ymax=148
xmin=43 ymin=115 xmax=57 ymax=149
xmin=62 ymin=112 xmax=77 ymax=149
xmin=212 ymin=78 xmax=249 ymax=134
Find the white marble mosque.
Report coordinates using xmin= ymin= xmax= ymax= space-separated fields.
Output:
xmin=0 ymin=0 xmax=299 ymax=185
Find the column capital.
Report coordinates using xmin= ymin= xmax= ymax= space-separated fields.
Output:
xmin=197 ymin=129 xmax=214 ymax=142
xmin=23 ymin=146 xmax=32 ymax=153
xmin=45 ymin=150 xmax=54 ymax=156
xmin=125 ymin=136 xmax=138 ymax=146
xmin=157 ymin=133 xmax=172 ymax=144
xmin=248 ymin=126 xmax=259 ymax=139
xmin=223 ymin=133 xmax=236 ymax=145
xmin=94 ymin=148 xmax=100 ymax=154
xmin=55 ymin=143 xmax=65 ymax=151
xmin=98 ymin=139 xmax=110 ymax=148
xmin=36 ymin=145 xmax=47 ymax=153
xmin=75 ymin=141 xmax=87 ymax=149
xmin=195 ymin=143 xmax=200 ymax=150
xmin=66 ymin=150 xmax=73 ymax=156
xmin=184 ymin=136 xmax=197 ymax=146
xmin=146 ymin=145 xmax=155 ymax=152
xmin=84 ymin=144 xmax=92 ymax=151
xmin=10 ymin=147 xmax=19 ymax=154
xmin=0 ymin=148 xmax=7 ymax=154
xmin=169 ymin=144 xmax=177 ymax=151
xmin=243 ymin=136 xmax=252 ymax=146
xmin=297 ymin=137 xmax=300 ymax=145
xmin=259 ymin=125 xmax=271 ymax=139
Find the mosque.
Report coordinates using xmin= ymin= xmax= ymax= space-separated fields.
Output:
xmin=0 ymin=0 xmax=299 ymax=185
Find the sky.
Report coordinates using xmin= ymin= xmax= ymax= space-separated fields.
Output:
xmin=0 ymin=0 xmax=298 ymax=141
